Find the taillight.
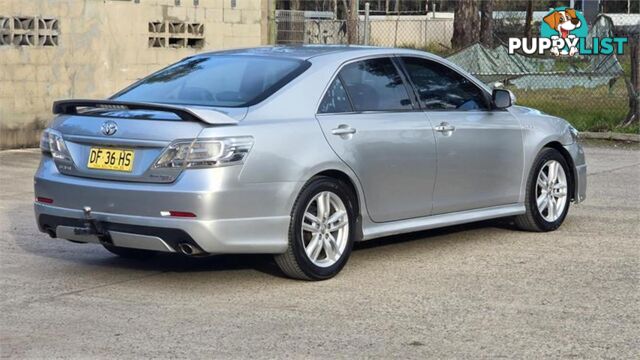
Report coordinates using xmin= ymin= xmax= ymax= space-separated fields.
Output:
xmin=40 ymin=128 xmax=73 ymax=162
xmin=36 ymin=197 xmax=54 ymax=204
xmin=153 ymin=137 xmax=253 ymax=169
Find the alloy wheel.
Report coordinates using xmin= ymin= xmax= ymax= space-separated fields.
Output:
xmin=536 ymin=160 xmax=568 ymax=222
xmin=300 ymin=191 xmax=350 ymax=267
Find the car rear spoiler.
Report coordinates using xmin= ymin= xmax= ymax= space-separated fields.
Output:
xmin=52 ymin=99 xmax=239 ymax=125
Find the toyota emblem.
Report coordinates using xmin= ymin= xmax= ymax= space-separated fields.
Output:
xmin=101 ymin=120 xmax=118 ymax=136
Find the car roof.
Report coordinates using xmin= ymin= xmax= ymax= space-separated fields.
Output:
xmin=196 ymin=45 xmax=436 ymax=61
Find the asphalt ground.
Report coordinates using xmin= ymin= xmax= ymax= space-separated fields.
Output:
xmin=1 ymin=141 xmax=638 ymax=359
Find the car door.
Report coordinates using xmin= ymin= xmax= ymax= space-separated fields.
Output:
xmin=398 ymin=56 xmax=524 ymax=214
xmin=316 ymin=57 xmax=438 ymax=223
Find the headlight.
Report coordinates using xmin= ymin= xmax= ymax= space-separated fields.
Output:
xmin=154 ymin=137 xmax=253 ymax=169
xmin=40 ymin=129 xmax=73 ymax=162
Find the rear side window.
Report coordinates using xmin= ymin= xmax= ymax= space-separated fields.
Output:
xmin=318 ymin=77 xmax=352 ymax=113
xmin=338 ymin=58 xmax=412 ymax=112
xmin=113 ymin=56 xmax=310 ymax=107
xmin=401 ymin=57 xmax=489 ymax=111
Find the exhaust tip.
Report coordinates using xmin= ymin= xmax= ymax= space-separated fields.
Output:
xmin=177 ymin=243 xmax=202 ymax=256
xmin=178 ymin=243 xmax=193 ymax=255
xmin=44 ymin=227 xmax=56 ymax=238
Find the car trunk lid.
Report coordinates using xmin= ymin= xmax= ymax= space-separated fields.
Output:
xmin=49 ymin=100 xmax=245 ymax=183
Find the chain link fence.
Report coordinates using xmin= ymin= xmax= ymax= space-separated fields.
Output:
xmin=268 ymin=1 xmax=639 ymax=132
xmin=273 ymin=10 xmax=453 ymax=50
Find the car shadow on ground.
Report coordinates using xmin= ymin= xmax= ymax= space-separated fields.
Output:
xmin=19 ymin=217 xmax=517 ymax=279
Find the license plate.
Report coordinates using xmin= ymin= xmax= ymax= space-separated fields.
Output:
xmin=87 ymin=147 xmax=134 ymax=172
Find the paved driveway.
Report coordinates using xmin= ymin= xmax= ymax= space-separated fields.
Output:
xmin=1 ymin=142 xmax=638 ymax=358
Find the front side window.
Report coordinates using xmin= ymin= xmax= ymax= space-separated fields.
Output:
xmin=401 ymin=57 xmax=489 ymax=111
xmin=318 ymin=77 xmax=352 ymax=114
xmin=338 ymin=58 xmax=413 ymax=112
xmin=113 ymin=56 xmax=310 ymax=107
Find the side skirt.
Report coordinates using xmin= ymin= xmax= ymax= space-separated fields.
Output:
xmin=361 ymin=204 xmax=525 ymax=241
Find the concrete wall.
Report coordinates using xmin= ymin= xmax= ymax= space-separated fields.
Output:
xmin=0 ymin=0 xmax=268 ymax=149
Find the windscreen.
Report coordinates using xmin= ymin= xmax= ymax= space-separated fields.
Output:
xmin=113 ymin=55 xmax=309 ymax=107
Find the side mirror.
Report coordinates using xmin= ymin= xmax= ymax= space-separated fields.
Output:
xmin=492 ymin=89 xmax=513 ymax=109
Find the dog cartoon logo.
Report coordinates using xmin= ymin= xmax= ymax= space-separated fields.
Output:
xmin=509 ymin=8 xmax=627 ymax=57
xmin=541 ymin=7 xmax=588 ymax=56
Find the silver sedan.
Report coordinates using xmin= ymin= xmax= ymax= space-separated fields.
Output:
xmin=34 ymin=46 xmax=586 ymax=280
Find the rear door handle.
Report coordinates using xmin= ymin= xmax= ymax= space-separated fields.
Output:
xmin=434 ymin=122 xmax=455 ymax=133
xmin=331 ymin=125 xmax=357 ymax=136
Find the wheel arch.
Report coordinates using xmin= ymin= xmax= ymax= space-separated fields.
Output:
xmin=313 ymin=169 xmax=364 ymax=241
xmin=542 ymin=141 xmax=576 ymax=201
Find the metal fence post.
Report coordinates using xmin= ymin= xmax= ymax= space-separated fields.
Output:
xmin=364 ymin=2 xmax=370 ymax=45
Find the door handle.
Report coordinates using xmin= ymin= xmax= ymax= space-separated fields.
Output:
xmin=331 ymin=125 xmax=357 ymax=136
xmin=434 ymin=122 xmax=455 ymax=134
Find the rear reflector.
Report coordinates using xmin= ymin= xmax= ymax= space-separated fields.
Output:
xmin=36 ymin=197 xmax=54 ymax=204
xmin=160 ymin=211 xmax=197 ymax=218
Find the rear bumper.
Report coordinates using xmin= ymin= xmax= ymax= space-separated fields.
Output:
xmin=35 ymin=203 xmax=290 ymax=254
xmin=34 ymin=157 xmax=298 ymax=254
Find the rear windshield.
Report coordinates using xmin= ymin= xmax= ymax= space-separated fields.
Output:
xmin=112 ymin=55 xmax=310 ymax=107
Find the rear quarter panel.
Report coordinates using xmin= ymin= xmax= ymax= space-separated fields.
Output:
xmin=197 ymin=57 xmax=366 ymax=220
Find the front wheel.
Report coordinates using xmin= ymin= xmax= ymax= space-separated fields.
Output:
xmin=275 ymin=176 xmax=357 ymax=280
xmin=515 ymin=148 xmax=572 ymax=232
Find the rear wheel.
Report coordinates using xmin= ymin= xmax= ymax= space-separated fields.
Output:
xmin=275 ymin=176 xmax=356 ymax=280
xmin=103 ymin=244 xmax=158 ymax=260
xmin=515 ymin=148 xmax=571 ymax=232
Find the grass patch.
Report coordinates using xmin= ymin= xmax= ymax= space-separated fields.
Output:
xmin=508 ymin=81 xmax=638 ymax=134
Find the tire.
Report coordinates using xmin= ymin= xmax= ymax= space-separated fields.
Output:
xmin=275 ymin=176 xmax=357 ymax=280
xmin=515 ymin=148 xmax=572 ymax=232
xmin=103 ymin=244 xmax=158 ymax=260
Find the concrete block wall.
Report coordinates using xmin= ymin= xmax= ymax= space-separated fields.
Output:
xmin=0 ymin=0 xmax=269 ymax=149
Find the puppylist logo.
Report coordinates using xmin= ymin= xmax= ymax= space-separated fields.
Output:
xmin=508 ymin=7 xmax=628 ymax=57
